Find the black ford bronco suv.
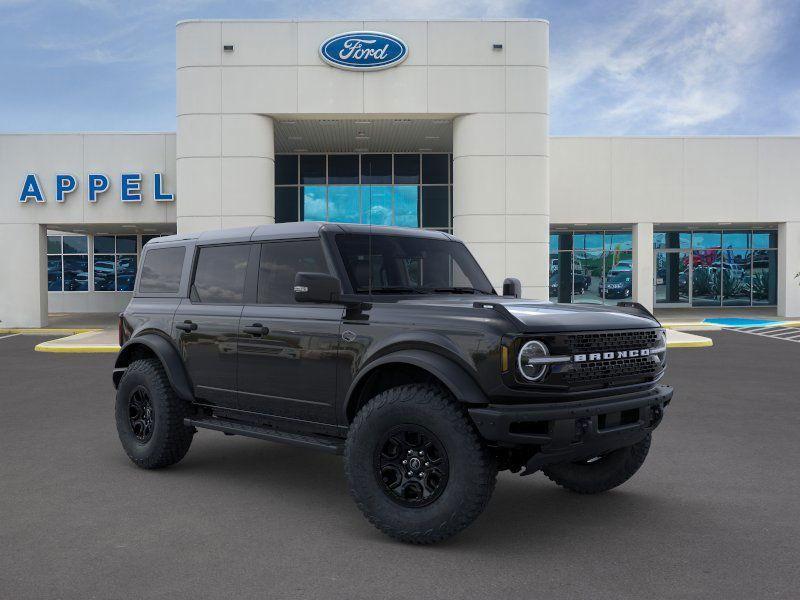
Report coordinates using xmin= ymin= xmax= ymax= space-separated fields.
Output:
xmin=114 ymin=222 xmax=672 ymax=544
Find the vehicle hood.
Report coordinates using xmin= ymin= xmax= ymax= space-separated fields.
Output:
xmin=393 ymin=295 xmax=660 ymax=332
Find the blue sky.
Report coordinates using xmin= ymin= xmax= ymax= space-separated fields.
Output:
xmin=1 ymin=0 xmax=798 ymax=135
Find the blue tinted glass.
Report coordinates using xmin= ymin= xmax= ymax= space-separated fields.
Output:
xmin=362 ymin=186 xmax=392 ymax=225
xmin=94 ymin=255 xmax=116 ymax=291
xmin=574 ymin=233 xmax=603 ymax=250
xmin=94 ymin=236 xmax=115 ymax=253
xmin=657 ymin=231 xmax=691 ymax=249
xmin=605 ymin=232 xmax=632 ymax=250
xmin=653 ymin=233 xmax=666 ymax=249
xmin=302 ymin=186 xmax=326 ymax=221
xmin=47 ymin=235 xmax=61 ymax=254
xmin=692 ymin=231 xmax=721 ymax=249
xmin=752 ymin=249 xmax=777 ymax=304
xmin=63 ymin=235 xmax=87 ymax=254
xmin=394 ymin=186 xmax=419 ymax=228
xmin=63 ymin=255 xmax=88 ymax=291
xmin=327 ymin=186 xmax=360 ymax=223
xmin=722 ymin=231 xmax=750 ymax=249
xmin=752 ymin=230 xmax=777 ymax=249
xmin=550 ymin=234 xmax=559 ymax=253
xmin=117 ymin=255 xmax=137 ymax=291
xmin=116 ymin=236 xmax=137 ymax=254
xmin=47 ymin=257 xmax=62 ymax=291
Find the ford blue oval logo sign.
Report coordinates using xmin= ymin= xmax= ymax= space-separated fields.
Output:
xmin=319 ymin=31 xmax=408 ymax=71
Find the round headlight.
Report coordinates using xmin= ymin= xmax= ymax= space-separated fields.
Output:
xmin=517 ymin=340 xmax=550 ymax=382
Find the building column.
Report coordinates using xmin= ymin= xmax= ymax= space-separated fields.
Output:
xmin=632 ymin=222 xmax=654 ymax=312
xmin=778 ymin=221 xmax=800 ymax=318
xmin=0 ymin=224 xmax=47 ymax=327
xmin=177 ymin=114 xmax=275 ymax=234
xmin=453 ymin=113 xmax=549 ymax=299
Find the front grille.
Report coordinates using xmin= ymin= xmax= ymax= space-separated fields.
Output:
xmin=565 ymin=330 xmax=661 ymax=354
xmin=564 ymin=355 xmax=657 ymax=386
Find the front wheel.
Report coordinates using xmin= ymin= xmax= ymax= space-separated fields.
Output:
xmin=345 ymin=384 xmax=497 ymax=544
xmin=542 ymin=434 xmax=651 ymax=494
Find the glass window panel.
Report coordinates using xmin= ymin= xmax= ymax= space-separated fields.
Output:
xmin=94 ymin=235 xmax=115 ymax=254
xmin=328 ymin=155 xmax=359 ymax=184
xmin=63 ymin=255 xmax=89 ymax=291
xmin=394 ymin=154 xmax=420 ymax=184
xmin=604 ymin=232 xmax=632 ymax=251
xmin=116 ymin=255 xmax=137 ymax=292
xmin=192 ymin=244 xmax=250 ymax=304
xmin=299 ymin=155 xmax=326 ymax=184
xmin=62 ymin=235 xmax=87 ymax=254
xmin=722 ymin=249 xmax=751 ymax=306
xmin=302 ymin=186 xmax=327 ymax=221
xmin=722 ymin=231 xmax=750 ymax=249
xmin=139 ymin=247 xmax=185 ymax=294
xmin=752 ymin=230 xmax=777 ymax=249
xmin=361 ymin=154 xmax=392 ymax=184
xmin=692 ymin=231 xmax=721 ymax=249
xmin=116 ymin=235 xmax=137 ymax=254
xmin=548 ymin=253 xmax=559 ymax=299
xmin=361 ymin=186 xmax=392 ymax=225
xmin=656 ymin=231 xmax=691 ymax=249
xmin=752 ymin=249 xmax=777 ymax=305
xmin=655 ymin=251 xmax=690 ymax=305
xmin=395 ymin=186 xmax=419 ymax=228
xmin=142 ymin=235 xmax=162 ymax=247
xmin=258 ymin=240 xmax=329 ymax=304
xmin=275 ymin=187 xmax=299 ymax=223
xmin=94 ymin=255 xmax=116 ymax=291
xmin=692 ymin=250 xmax=721 ymax=306
xmin=47 ymin=256 xmax=62 ymax=291
xmin=549 ymin=234 xmax=559 ymax=254
xmin=47 ymin=235 xmax=61 ymax=254
xmin=573 ymin=251 xmax=602 ymax=304
xmin=421 ymin=154 xmax=448 ymax=184
xmin=653 ymin=232 xmax=666 ymax=249
xmin=421 ymin=186 xmax=447 ymax=228
xmin=574 ymin=233 xmax=603 ymax=250
xmin=327 ymin=186 xmax=360 ymax=223
xmin=604 ymin=250 xmax=633 ymax=304
xmin=275 ymin=155 xmax=298 ymax=185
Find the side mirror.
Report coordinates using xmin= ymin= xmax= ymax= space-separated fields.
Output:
xmin=502 ymin=277 xmax=522 ymax=298
xmin=294 ymin=272 xmax=342 ymax=304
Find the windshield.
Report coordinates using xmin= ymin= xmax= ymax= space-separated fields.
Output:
xmin=335 ymin=233 xmax=495 ymax=295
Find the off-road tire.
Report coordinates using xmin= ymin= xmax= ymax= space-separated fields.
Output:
xmin=115 ymin=358 xmax=194 ymax=469
xmin=542 ymin=434 xmax=651 ymax=494
xmin=345 ymin=384 xmax=497 ymax=544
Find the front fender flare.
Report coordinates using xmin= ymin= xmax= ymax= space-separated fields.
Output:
xmin=343 ymin=349 xmax=488 ymax=422
xmin=113 ymin=334 xmax=194 ymax=402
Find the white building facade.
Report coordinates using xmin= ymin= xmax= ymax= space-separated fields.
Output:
xmin=0 ymin=19 xmax=798 ymax=327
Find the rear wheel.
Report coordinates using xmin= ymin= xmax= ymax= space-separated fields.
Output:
xmin=115 ymin=358 xmax=194 ymax=469
xmin=542 ymin=434 xmax=651 ymax=494
xmin=345 ymin=384 xmax=497 ymax=544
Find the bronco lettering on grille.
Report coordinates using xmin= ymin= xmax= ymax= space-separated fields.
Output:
xmin=573 ymin=348 xmax=652 ymax=362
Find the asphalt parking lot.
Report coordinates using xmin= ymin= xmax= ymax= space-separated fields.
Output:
xmin=2 ymin=331 xmax=799 ymax=599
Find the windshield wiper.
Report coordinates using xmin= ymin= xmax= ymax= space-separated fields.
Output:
xmin=355 ymin=286 xmax=428 ymax=294
xmin=431 ymin=287 xmax=483 ymax=294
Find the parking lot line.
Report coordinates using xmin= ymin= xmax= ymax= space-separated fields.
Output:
xmin=0 ymin=333 xmax=21 ymax=341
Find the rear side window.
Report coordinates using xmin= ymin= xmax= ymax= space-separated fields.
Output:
xmin=258 ymin=240 xmax=328 ymax=304
xmin=138 ymin=247 xmax=186 ymax=294
xmin=192 ymin=244 xmax=250 ymax=304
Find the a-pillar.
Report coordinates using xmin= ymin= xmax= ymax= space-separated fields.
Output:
xmin=452 ymin=113 xmax=549 ymax=299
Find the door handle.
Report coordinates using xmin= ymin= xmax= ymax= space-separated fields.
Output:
xmin=176 ymin=320 xmax=198 ymax=332
xmin=243 ymin=323 xmax=269 ymax=336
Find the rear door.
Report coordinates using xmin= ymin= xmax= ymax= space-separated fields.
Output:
xmin=237 ymin=239 xmax=343 ymax=426
xmin=173 ymin=243 xmax=255 ymax=409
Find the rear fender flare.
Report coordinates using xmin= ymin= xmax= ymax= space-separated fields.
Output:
xmin=113 ymin=333 xmax=194 ymax=402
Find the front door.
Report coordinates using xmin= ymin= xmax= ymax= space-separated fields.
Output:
xmin=236 ymin=239 xmax=343 ymax=426
xmin=174 ymin=242 xmax=253 ymax=408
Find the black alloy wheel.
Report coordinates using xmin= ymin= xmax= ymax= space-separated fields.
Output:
xmin=375 ymin=425 xmax=449 ymax=507
xmin=128 ymin=386 xmax=154 ymax=443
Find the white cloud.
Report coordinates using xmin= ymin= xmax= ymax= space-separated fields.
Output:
xmin=551 ymin=0 xmax=791 ymax=133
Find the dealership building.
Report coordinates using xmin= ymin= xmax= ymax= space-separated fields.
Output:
xmin=1 ymin=18 xmax=799 ymax=327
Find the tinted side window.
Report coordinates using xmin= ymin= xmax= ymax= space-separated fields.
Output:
xmin=138 ymin=247 xmax=186 ymax=294
xmin=258 ymin=240 xmax=328 ymax=304
xmin=192 ymin=245 xmax=250 ymax=304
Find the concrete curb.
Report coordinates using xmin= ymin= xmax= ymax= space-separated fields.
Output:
xmin=0 ymin=328 xmax=100 ymax=335
xmin=34 ymin=343 xmax=120 ymax=354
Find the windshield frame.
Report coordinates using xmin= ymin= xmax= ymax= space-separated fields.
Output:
xmin=325 ymin=230 xmax=496 ymax=297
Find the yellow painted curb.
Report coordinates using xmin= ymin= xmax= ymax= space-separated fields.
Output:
xmin=34 ymin=343 xmax=120 ymax=353
xmin=667 ymin=338 xmax=714 ymax=348
xmin=0 ymin=328 xmax=100 ymax=335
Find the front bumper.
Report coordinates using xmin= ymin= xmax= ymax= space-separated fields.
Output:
xmin=468 ymin=384 xmax=673 ymax=474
